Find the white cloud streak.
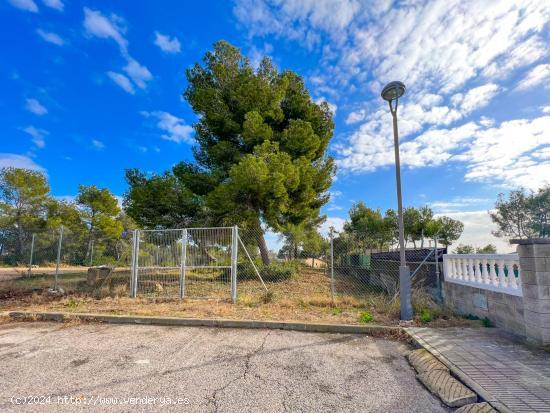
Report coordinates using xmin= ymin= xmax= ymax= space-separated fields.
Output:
xmin=25 ymin=98 xmax=48 ymax=115
xmin=83 ymin=8 xmax=153 ymax=93
xmin=0 ymin=153 xmax=45 ymax=172
xmin=107 ymin=71 xmax=134 ymax=94
xmin=22 ymin=126 xmax=48 ymax=148
xmin=141 ymin=111 xmax=194 ymax=144
xmin=515 ymin=64 xmax=550 ymax=91
xmin=36 ymin=29 xmax=64 ymax=46
xmin=41 ymin=0 xmax=63 ymax=11
xmin=8 ymin=0 xmax=38 ymax=12
xmin=154 ymin=32 xmax=181 ymax=54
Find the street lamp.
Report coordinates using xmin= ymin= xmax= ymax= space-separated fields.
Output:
xmin=381 ymin=81 xmax=413 ymax=321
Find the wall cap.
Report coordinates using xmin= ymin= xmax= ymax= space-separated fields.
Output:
xmin=510 ymin=238 xmax=550 ymax=245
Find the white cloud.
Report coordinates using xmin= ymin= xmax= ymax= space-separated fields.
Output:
xmin=319 ymin=216 xmax=346 ymax=237
xmin=107 ymin=71 xmax=134 ymax=94
xmin=41 ymin=0 xmax=63 ymax=11
xmin=515 ymin=64 xmax=550 ymax=91
xmin=0 ymin=153 xmax=45 ymax=172
xmin=25 ymin=98 xmax=48 ymax=115
xmin=337 ymin=114 xmax=550 ymax=190
xmin=436 ymin=211 xmax=514 ymax=253
xmin=541 ymin=105 xmax=550 ymax=113
xmin=345 ymin=109 xmax=366 ymax=124
xmin=430 ymin=197 xmax=491 ymax=213
xmin=83 ymin=10 xmax=153 ymax=92
xmin=36 ymin=29 xmax=64 ymax=46
xmin=83 ymin=8 xmax=128 ymax=54
xmin=8 ymin=0 xmax=38 ymax=12
xmin=451 ymin=83 xmax=500 ymax=114
xmin=123 ymin=59 xmax=152 ymax=89
xmin=22 ymin=126 xmax=48 ymax=148
xmin=91 ymin=139 xmax=105 ymax=150
xmin=141 ymin=111 xmax=194 ymax=144
xmin=234 ymin=0 xmax=360 ymax=48
xmin=154 ymin=31 xmax=181 ymax=54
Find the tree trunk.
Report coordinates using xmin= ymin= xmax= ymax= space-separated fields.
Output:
xmin=256 ymin=232 xmax=270 ymax=265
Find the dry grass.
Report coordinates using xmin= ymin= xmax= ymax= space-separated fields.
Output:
xmin=0 ymin=267 xmax=478 ymax=328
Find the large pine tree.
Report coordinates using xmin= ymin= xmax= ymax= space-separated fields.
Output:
xmin=125 ymin=41 xmax=335 ymax=264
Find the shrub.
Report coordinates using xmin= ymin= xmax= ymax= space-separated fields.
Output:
xmin=481 ymin=317 xmax=494 ymax=328
xmin=260 ymin=261 xmax=300 ymax=282
xmin=358 ymin=311 xmax=373 ymax=323
xmin=419 ymin=309 xmax=433 ymax=323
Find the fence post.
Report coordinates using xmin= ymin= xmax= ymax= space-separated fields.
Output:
xmin=434 ymin=237 xmax=441 ymax=300
xmin=230 ymin=225 xmax=238 ymax=304
xmin=329 ymin=226 xmax=335 ymax=302
xmin=130 ymin=229 xmax=140 ymax=298
xmin=27 ymin=233 xmax=35 ymax=277
xmin=179 ymin=229 xmax=187 ymax=299
xmin=54 ymin=225 xmax=63 ymax=291
xmin=89 ymin=239 xmax=94 ymax=267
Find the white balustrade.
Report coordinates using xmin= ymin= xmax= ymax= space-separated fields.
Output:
xmin=443 ymin=254 xmax=522 ymax=296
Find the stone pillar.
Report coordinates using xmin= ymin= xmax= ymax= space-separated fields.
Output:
xmin=512 ymin=239 xmax=550 ymax=345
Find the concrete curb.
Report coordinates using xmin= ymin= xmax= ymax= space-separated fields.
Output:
xmin=8 ymin=311 xmax=403 ymax=336
xmin=405 ymin=328 xmax=511 ymax=413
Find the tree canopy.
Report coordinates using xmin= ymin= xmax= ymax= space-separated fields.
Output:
xmin=341 ymin=202 xmax=464 ymax=249
xmin=490 ymin=187 xmax=550 ymax=239
xmin=0 ymin=167 xmax=130 ymax=265
xmin=124 ymin=41 xmax=335 ymax=264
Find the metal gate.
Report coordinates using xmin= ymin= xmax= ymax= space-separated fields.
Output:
xmin=130 ymin=226 xmax=238 ymax=301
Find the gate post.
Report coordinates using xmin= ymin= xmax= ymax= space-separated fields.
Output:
xmin=54 ymin=225 xmax=63 ymax=291
xmin=179 ymin=229 xmax=187 ymax=299
xmin=329 ymin=227 xmax=335 ymax=302
xmin=28 ymin=233 xmax=35 ymax=277
xmin=130 ymin=229 xmax=140 ymax=298
xmin=230 ymin=226 xmax=238 ymax=304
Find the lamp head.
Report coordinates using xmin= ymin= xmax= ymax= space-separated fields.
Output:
xmin=381 ymin=81 xmax=406 ymax=102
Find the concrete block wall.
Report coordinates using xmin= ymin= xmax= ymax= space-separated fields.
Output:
xmin=443 ymin=282 xmax=525 ymax=337
xmin=443 ymin=239 xmax=550 ymax=345
xmin=515 ymin=241 xmax=550 ymax=345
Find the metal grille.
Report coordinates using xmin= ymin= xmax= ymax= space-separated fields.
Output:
xmin=131 ymin=227 xmax=237 ymax=300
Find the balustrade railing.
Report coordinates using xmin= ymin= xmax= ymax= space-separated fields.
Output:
xmin=442 ymin=254 xmax=522 ymax=296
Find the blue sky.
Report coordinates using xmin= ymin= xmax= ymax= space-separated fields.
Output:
xmin=1 ymin=0 xmax=550 ymax=252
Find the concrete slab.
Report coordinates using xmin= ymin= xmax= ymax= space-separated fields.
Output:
xmin=417 ymin=369 xmax=477 ymax=407
xmin=408 ymin=348 xmax=449 ymax=374
xmin=455 ymin=402 xmax=498 ymax=413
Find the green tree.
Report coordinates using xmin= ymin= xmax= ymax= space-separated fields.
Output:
xmin=453 ymin=244 xmax=475 ymax=254
xmin=344 ymin=202 xmax=394 ymax=250
xmin=490 ymin=189 xmax=536 ymax=239
xmin=528 ymin=187 xmax=550 ymax=238
xmin=124 ymin=169 xmax=204 ymax=228
xmin=476 ymin=244 xmax=497 ymax=254
xmin=76 ymin=185 xmax=123 ymax=261
xmin=0 ymin=167 xmax=51 ymax=260
xmin=436 ymin=216 xmax=464 ymax=246
xmin=125 ymin=41 xmax=335 ymax=265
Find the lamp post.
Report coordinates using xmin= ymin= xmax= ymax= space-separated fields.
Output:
xmin=381 ymin=81 xmax=413 ymax=321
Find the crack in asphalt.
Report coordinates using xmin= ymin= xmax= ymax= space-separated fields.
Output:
xmin=207 ymin=331 xmax=271 ymax=413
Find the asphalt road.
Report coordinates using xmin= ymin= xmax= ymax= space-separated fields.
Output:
xmin=0 ymin=322 xmax=448 ymax=412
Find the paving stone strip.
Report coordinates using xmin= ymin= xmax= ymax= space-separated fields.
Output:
xmin=417 ymin=369 xmax=478 ymax=408
xmin=408 ymin=348 xmax=449 ymax=374
xmin=455 ymin=402 xmax=499 ymax=413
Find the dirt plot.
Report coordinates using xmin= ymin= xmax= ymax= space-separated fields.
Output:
xmin=0 ymin=266 xmax=90 ymax=279
xmin=0 ymin=322 xmax=450 ymax=412
xmin=0 ymin=267 xmax=477 ymax=327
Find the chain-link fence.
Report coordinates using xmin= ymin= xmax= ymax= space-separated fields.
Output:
xmin=0 ymin=225 xmax=133 ymax=299
xmin=1 ymin=224 xmax=444 ymax=305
